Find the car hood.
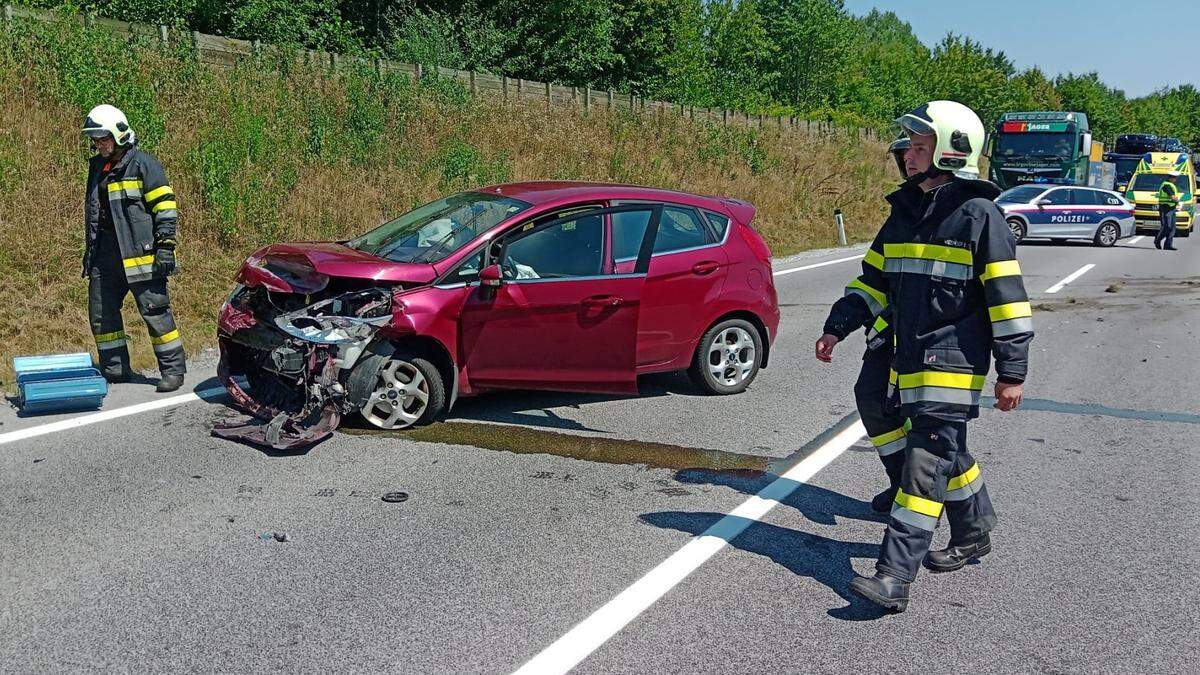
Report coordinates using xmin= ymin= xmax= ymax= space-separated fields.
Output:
xmin=237 ymin=242 xmax=439 ymax=294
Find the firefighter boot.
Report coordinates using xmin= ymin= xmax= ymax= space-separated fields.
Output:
xmin=848 ymin=572 xmax=910 ymax=612
xmin=156 ymin=373 xmax=184 ymax=393
xmin=924 ymin=533 xmax=992 ymax=573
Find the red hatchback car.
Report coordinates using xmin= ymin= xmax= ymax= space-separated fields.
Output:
xmin=216 ymin=182 xmax=779 ymax=447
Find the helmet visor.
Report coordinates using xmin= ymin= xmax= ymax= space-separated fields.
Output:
xmin=895 ymin=113 xmax=936 ymax=139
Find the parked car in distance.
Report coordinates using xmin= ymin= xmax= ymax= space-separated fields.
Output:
xmin=996 ymin=184 xmax=1135 ymax=246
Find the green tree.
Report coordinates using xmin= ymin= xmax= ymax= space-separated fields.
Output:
xmin=756 ymin=0 xmax=858 ymax=111
xmin=925 ymin=34 xmax=1018 ymax=127
xmin=1054 ymin=72 xmax=1127 ymax=143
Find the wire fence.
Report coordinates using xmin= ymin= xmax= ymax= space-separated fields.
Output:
xmin=2 ymin=3 xmax=883 ymax=143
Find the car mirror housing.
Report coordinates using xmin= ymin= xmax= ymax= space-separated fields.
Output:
xmin=480 ymin=264 xmax=503 ymax=287
xmin=1035 ymin=198 xmax=1052 ymax=207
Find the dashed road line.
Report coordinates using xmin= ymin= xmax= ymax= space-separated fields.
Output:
xmin=1127 ymin=235 xmax=1144 ymax=245
xmin=1045 ymin=263 xmax=1095 ymax=294
xmin=511 ymin=417 xmax=867 ymax=675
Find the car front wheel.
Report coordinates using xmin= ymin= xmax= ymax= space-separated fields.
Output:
xmin=689 ymin=319 xmax=763 ymax=395
xmin=352 ymin=348 xmax=446 ymax=430
xmin=1007 ymin=218 xmax=1026 ymax=243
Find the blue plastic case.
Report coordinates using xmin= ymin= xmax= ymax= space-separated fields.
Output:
xmin=14 ymin=352 xmax=108 ymax=415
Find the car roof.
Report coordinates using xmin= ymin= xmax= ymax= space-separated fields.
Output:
xmin=474 ymin=181 xmax=746 ymax=216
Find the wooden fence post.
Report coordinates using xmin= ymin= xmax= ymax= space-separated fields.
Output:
xmin=545 ymin=81 xmax=552 ymax=109
xmin=469 ymin=70 xmax=477 ymax=95
xmin=415 ymin=62 xmax=423 ymax=82
xmin=502 ymin=75 xmax=508 ymax=103
xmin=608 ymin=89 xmax=614 ymax=109
xmin=584 ymin=87 xmax=590 ymax=113
xmin=3 ymin=4 xmax=12 ymax=28
xmin=158 ymin=24 xmax=168 ymax=45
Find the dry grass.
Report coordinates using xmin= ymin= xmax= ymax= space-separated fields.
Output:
xmin=0 ymin=36 xmax=893 ymax=384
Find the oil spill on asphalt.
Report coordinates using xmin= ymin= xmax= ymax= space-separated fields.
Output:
xmin=343 ymin=421 xmax=774 ymax=472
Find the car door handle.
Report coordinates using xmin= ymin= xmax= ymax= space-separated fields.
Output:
xmin=582 ymin=295 xmax=623 ymax=307
xmin=691 ymin=261 xmax=720 ymax=275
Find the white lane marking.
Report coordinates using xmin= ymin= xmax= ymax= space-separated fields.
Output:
xmin=512 ymin=420 xmax=867 ymax=675
xmin=1044 ymin=263 xmax=1095 ymax=294
xmin=1128 ymin=235 xmax=1144 ymax=245
xmin=0 ymin=387 xmax=227 ymax=447
xmin=773 ymin=254 xmax=863 ymax=277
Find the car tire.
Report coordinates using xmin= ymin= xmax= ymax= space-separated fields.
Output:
xmin=688 ymin=318 xmax=763 ymax=395
xmin=1093 ymin=221 xmax=1120 ymax=247
xmin=1006 ymin=218 xmax=1026 ymax=243
xmin=350 ymin=346 xmax=446 ymax=430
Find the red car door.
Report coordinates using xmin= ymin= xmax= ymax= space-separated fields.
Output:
xmin=459 ymin=205 xmax=663 ymax=394
xmin=613 ymin=205 xmax=729 ymax=367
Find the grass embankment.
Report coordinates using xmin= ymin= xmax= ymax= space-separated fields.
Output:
xmin=0 ymin=16 xmax=892 ymax=383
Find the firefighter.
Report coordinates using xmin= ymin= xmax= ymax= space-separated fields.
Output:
xmin=1154 ymin=170 xmax=1180 ymax=250
xmin=82 ymin=104 xmax=186 ymax=392
xmin=817 ymin=100 xmax=1033 ymax=612
xmin=817 ymin=137 xmax=912 ymax=514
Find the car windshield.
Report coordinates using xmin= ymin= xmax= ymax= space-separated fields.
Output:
xmin=995 ymin=132 xmax=1075 ymax=159
xmin=347 ymin=192 xmax=532 ymax=263
xmin=996 ymin=186 xmax=1047 ymax=204
xmin=1130 ymin=173 xmax=1190 ymax=194
xmin=1111 ymin=157 xmax=1141 ymax=183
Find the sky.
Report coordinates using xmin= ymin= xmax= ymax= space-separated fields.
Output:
xmin=841 ymin=0 xmax=1200 ymax=98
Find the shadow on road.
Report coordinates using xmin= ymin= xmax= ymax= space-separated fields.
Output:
xmin=674 ymin=468 xmax=887 ymax=526
xmin=640 ymin=511 xmax=889 ymax=621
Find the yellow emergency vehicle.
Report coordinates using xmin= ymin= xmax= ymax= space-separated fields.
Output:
xmin=1126 ymin=152 xmax=1195 ymax=236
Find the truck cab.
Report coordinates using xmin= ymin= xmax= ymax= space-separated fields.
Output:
xmin=988 ymin=112 xmax=1092 ymax=190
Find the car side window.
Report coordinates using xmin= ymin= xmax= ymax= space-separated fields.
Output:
xmin=654 ymin=206 xmax=712 ymax=254
xmin=612 ymin=210 xmax=654 ymax=262
xmin=501 ymin=212 xmax=605 ymax=280
xmin=1044 ymin=189 xmax=1072 ymax=205
xmin=703 ymin=211 xmax=731 ymax=240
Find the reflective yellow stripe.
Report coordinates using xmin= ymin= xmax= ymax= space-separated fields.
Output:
xmin=144 ymin=185 xmax=174 ymax=202
xmin=889 ymin=369 xmax=898 ymax=385
xmin=93 ymin=329 xmax=127 ymax=342
xmin=150 ymin=329 xmax=180 ymax=346
xmin=107 ymin=179 xmax=143 ymax=192
xmin=847 ymin=278 xmax=887 ymax=308
xmin=947 ymin=462 xmax=981 ymax=491
xmin=864 ymin=248 xmax=885 ymax=271
xmin=897 ymin=371 xmax=986 ymax=391
xmin=870 ymin=426 xmax=907 ymax=447
xmin=980 ymin=259 xmax=1022 ymax=282
xmin=871 ymin=316 xmax=888 ymax=333
xmin=123 ymin=255 xmax=155 ymax=268
xmin=152 ymin=200 xmax=178 ymax=213
xmin=988 ymin=301 xmax=1033 ymax=322
xmin=895 ymin=488 xmax=944 ymax=517
xmin=884 ymin=242 xmax=973 ymax=265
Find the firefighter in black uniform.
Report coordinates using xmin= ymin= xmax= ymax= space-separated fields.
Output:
xmin=818 ymin=137 xmax=913 ymax=513
xmin=817 ymin=100 xmax=1033 ymax=612
xmin=82 ymin=104 xmax=186 ymax=392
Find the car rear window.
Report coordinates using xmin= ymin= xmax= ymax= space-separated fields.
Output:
xmin=654 ymin=206 xmax=712 ymax=254
xmin=704 ymin=211 xmax=731 ymax=239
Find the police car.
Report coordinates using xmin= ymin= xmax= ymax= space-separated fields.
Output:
xmin=996 ymin=183 xmax=1136 ymax=246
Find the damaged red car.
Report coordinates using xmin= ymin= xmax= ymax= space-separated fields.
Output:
xmin=216 ymin=182 xmax=780 ymax=448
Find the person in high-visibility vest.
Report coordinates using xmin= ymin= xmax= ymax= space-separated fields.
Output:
xmin=82 ymin=104 xmax=186 ymax=392
xmin=1155 ymin=171 xmax=1181 ymax=251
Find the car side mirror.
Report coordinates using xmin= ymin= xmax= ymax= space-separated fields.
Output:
xmin=480 ymin=263 xmax=503 ymax=287
xmin=1035 ymin=198 xmax=1052 ymax=207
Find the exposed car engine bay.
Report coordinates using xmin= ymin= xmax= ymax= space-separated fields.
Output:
xmin=216 ymin=285 xmax=397 ymax=450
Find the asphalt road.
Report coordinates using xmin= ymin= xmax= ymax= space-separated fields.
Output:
xmin=2 ymin=232 xmax=1198 ymax=673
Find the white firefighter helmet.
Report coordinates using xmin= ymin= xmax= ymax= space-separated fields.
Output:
xmin=82 ymin=104 xmax=136 ymax=147
xmin=895 ymin=100 xmax=986 ymax=179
